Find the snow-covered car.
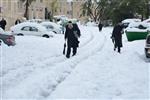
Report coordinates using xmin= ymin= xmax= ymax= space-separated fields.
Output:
xmin=0 ymin=28 xmax=16 ymax=46
xmin=143 ymin=18 xmax=150 ymax=23
xmin=40 ymin=22 xmax=62 ymax=34
xmin=10 ymin=22 xmax=54 ymax=38
xmin=125 ymin=22 xmax=150 ymax=31
xmin=125 ymin=22 xmax=150 ymax=41
xmin=145 ymin=34 xmax=150 ymax=58
xmin=122 ymin=18 xmax=141 ymax=28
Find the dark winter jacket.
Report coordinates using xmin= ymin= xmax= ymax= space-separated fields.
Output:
xmin=0 ymin=19 xmax=7 ymax=30
xmin=65 ymin=24 xmax=81 ymax=48
xmin=112 ymin=24 xmax=123 ymax=47
xmin=98 ymin=23 xmax=103 ymax=31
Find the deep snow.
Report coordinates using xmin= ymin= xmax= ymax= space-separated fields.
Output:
xmin=0 ymin=25 xmax=149 ymax=100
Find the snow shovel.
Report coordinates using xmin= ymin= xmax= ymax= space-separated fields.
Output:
xmin=63 ymin=42 xmax=66 ymax=55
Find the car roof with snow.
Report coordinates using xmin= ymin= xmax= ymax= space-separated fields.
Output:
xmin=41 ymin=22 xmax=61 ymax=28
xmin=143 ymin=18 xmax=150 ymax=23
xmin=122 ymin=18 xmax=141 ymax=23
xmin=11 ymin=22 xmax=48 ymax=31
xmin=41 ymin=21 xmax=60 ymax=26
xmin=127 ymin=22 xmax=150 ymax=28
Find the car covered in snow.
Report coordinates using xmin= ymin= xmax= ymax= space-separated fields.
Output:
xmin=10 ymin=22 xmax=54 ymax=38
xmin=40 ymin=21 xmax=62 ymax=34
xmin=0 ymin=28 xmax=16 ymax=46
xmin=125 ymin=22 xmax=150 ymax=41
xmin=145 ymin=33 xmax=150 ymax=58
xmin=122 ymin=18 xmax=141 ymax=28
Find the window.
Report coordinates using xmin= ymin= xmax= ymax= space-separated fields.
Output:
xmin=31 ymin=27 xmax=38 ymax=32
xmin=46 ymin=25 xmax=54 ymax=29
xmin=21 ymin=26 xmax=31 ymax=31
xmin=40 ymin=0 xmax=43 ymax=3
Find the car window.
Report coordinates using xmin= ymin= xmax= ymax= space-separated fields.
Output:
xmin=31 ymin=27 xmax=38 ymax=32
xmin=21 ymin=26 xmax=31 ymax=31
xmin=44 ymin=25 xmax=54 ymax=29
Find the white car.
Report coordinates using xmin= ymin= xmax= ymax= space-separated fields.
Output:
xmin=40 ymin=22 xmax=62 ymax=34
xmin=10 ymin=22 xmax=54 ymax=38
xmin=122 ymin=18 xmax=141 ymax=28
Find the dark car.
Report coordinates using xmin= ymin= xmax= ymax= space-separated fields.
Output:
xmin=145 ymin=34 xmax=150 ymax=58
xmin=0 ymin=28 xmax=16 ymax=46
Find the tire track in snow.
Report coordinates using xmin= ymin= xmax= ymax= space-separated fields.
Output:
xmin=1 ymin=26 xmax=94 ymax=78
xmin=3 ymin=26 xmax=105 ymax=99
xmin=2 ymin=26 xmax=95 ymax=98
xmin=41 ymin=27 xmax=107 ymax=99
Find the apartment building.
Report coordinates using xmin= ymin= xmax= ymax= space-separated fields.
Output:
xmin=0 ymin=0 xmax=87 ymax=29
xmin=0 ymin=0 xmax=24 ymax=29
xmin=43 ymin=0 xmax=87 ymax=21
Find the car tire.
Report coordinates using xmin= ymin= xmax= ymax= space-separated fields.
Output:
xmin=42 ymin=34 xmax=49 ymax=38
xmin=145 ymin=49 xmax=150 ymax=58
xmin=17 ymin=33 xmax=24 ymax=36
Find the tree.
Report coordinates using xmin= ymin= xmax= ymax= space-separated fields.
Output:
xmin=110 ymin=0 xmax=150 ymax=23
xmin=20 ymin=0 xmax=35 ymax=20
xmin=81 ymin=0 xmax=111 ymax=22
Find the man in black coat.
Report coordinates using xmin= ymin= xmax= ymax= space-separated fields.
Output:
xmin=111 ymin=22 xmax=123 ymax=53
xmin=98 ymin=22 xmax=103 ymax=31
xmin=65 ymin=21 xmax=81 ymax=58
xmin=0 ymin=18 xmax=7 ymax=30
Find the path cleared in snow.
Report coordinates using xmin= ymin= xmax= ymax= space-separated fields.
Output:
xmin=49 ymin=28 xmax=149 ymax=99
xmin=1 ymin=26 xmax=149 ymax=99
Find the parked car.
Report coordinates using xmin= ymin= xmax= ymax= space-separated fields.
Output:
xmin=145 ymin=34 xmax=150 ymax=58
xmin=125 ymin=22 xmax=150 ymax=41
xmin=40 ymin=22 xmax=62 ymax=34
xmin=0 ymin=28 xmax=16 ymax=46
xmin=122 ymin=18 xmax=141 ymax=28
xmin=10 ymin=22 xmax=54 ymax=38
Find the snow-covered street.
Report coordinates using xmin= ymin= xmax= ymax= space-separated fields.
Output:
xmin=1 ymin=25 xmax=149 ymax=99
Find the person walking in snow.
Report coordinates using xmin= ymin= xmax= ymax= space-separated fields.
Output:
xmin=0 ymin=18 xmax=7 ymax=30
xmin=111 ymin=22 xmax=123 ymax=53
xmin=64 ymin=21 xmax=81 ymax=58
xmin=98 ymin=22 xmax=103 ymax=31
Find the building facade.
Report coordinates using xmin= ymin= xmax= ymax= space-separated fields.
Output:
xmin=0 ymin=0 xmax=24 ymax=29
xmin=0 ymin=0 xmax=87 ymax=29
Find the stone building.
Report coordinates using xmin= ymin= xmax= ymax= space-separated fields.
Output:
xmin=0 ymin=0 xmax=87 ymax=30
xmin=0 ymin=0 xmax=24 ymax=30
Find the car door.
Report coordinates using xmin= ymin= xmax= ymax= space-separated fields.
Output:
xmin=20 ymin=26 xmax=31 ymax=35
xmin=30 ymin=27 xmax=41 ymax=36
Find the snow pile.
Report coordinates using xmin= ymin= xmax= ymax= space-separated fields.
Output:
xmin=1 ymin=25 xmax=149 ymax=99
xmin=122 ymin=18 xmax=141 ymax=24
